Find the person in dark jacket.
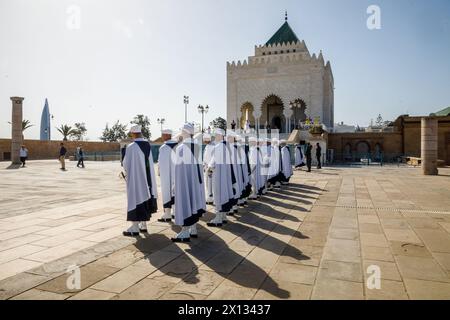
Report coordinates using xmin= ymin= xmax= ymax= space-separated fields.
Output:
xmin=59 ymin=143 xmax=67 ymax=171
xmin=77 ymin=146 xmax=85 ymax=168
xmin=316 ymin=143 xmax=322 ymax=169
xmin=305 ymin=143 xmax=312 ymax=172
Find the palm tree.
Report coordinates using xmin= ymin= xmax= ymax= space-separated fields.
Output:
xmin=22 ymin=120 xmax=33 ymax=132
xmin=8 ymin=119 xmax=34 ymax=139
xmin=7 ymin=119 xmax=34 ymax=132
xmin=56 ymin=124 xmax=76 ymax=141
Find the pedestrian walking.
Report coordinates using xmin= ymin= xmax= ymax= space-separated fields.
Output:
xmin=19 ymin=145 xmax=28 ymax=167
xmin=316 ymin=143 xmax=322 ymax=169
xmin=305 ymin=143 xmax=312 ymax=172
xmin=59 ymin=143 xmax=67 ymax=171
xmin=77 ymin=146 xmax=85 ymax=168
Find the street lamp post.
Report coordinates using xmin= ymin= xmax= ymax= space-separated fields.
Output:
xmin=289 ymin=100 xmax=299 ymax=131
xmin=197 ymin=105 xmax=209 ymax=133
xmin=157 ymin=118 xmax=166 ymax=132
xmin=183 ymin=96 xmax=189 ymax=123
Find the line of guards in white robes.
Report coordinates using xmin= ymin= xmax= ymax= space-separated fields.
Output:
xmin=122 ymin=123 xmax=306 ymax=242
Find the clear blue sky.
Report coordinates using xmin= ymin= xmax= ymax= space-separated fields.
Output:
xmin=1 ymin=0 xmax=449 ymax=140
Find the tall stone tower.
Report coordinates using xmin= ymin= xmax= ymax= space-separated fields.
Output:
xmin=227 ymin=14 xmax=334 ymax=132
xmin=10 ymin=97 xmax=24 ymax=164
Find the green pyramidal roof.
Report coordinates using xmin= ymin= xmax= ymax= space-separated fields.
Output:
xmin=265 ymin=21 xmax=300 ymax=46
xmin=430 ymin=107 xmax=450 ymax=117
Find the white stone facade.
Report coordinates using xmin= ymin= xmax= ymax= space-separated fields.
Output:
xmin=227 ymin=30 xmax=334 ymax=132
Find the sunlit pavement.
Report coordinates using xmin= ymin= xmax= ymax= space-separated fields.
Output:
xmin=1 ymin=160 xmax=450 ymax=300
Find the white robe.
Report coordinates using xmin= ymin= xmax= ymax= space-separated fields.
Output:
xmin=281 ymin=146 xmax=293 ymax=182
xmin=158 ymin=140 xmax=177 ymax=209
xmin=268 ymin=145 xmax=281 ymax=183
xmin=260 ymin=145 xmax=270 ymax=185
xmin=230 ymin=143 xmax=243 ymax=200
xmin=123 ymin=138 xmax=158 ymax=221
xmin=173 ymin=138 xmax=206 ymax=227
xmin=208 ymin=140 xmax=236 ymax=213
xmin=295 ymin=145 xmax=305 ymax=167
xmin=249 ymin=146 xmax=263 ymax=196
xmin=238 ymin=143 xmax=251 ymax=198
xmin=203 ymin=143 xmax=215 ymax=201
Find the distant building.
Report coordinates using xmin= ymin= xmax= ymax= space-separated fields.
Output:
xmin=227 ymin=14 xmax=334 ymax=132
xmin=40 ymin=98 xmax=51 ymax=141
xmin=333 ymin=122 xmax=356 ymax=133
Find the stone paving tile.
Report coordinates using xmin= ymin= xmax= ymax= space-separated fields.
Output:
xmin=0 ymin=272 xmax=52 ymax=300
xmin=383 ymin=229 xmax=423 ymax=244
xmin=311 ymin=278 xmax=364 ymax=300
xmin=360 ymin=233 xmax=390 ymax=248
xmin=318 ymin=260 xmax=363 ymax=282
xmin=363 ymin=260 xmax=402 ymax=281
xmin=253 ymin=279 xmax=312 ymax=300
xmin=413 ymin=228 xmax=450 ymax=253
xmin=269 ymin=262 xmax=318 ymax=285
xmin=207 ymin=280 xmax=258 ymax=300
xmin=91 ymin=264 xmax=156 ymax=294
xmin=160 ymin=291 xmax=208 ymax=300
xmin=172 ymin=270 xmax=226 ymax=296
xmin=403 ymin=279 xmax=450 ymax=299
xmin=32 ymin=229 xmax=94 ymax=247
xmin=69 ymin=288 xmax=117 ymax=300
xmin=361 ymin=246 xmax=395 ymax=262
xmin=115 ymin=278 xmax=175 ymax=300
xmin=432 ymin=252 xmax=450 ymax=271
xmin=390 ymin=241 xmax=432 ymax=258
xmin=0 ymin=244 xmax=48 ymax=264
xmin=395 ymin=256 xmax=450 ymax=283
xmin=0 ymin=225 xmax=49 ymax=241
xmin=36 ymin=263 xmax=119 ymax=295
xmin=366 ymin=280 xmax=409 ymax=300
xmin=0 ymin=259 xmax=42 ymax=281
xmin=24 ymin=240 xmax=96 ymax=263
xmin=10 ymin=289 xmax=69 ymax=300
xmin=359 ymin=223 xmax=383 ymax=234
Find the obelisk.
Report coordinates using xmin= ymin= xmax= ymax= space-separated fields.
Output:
xmin=421 ymin=117 xmax=439 ymax=175
xmin=11 ymin=97 xmax=24 ymax=165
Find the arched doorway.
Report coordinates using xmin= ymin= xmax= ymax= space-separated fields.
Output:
xmin=343 ymin=143 xmax=352 ymax=161
xmin=272 ymin=116 xmax=282 ymax=131
xmin=240 ymin=103 xmax=255 ymax=130
xmin=356 ymin=141 xmax=371 ymax=161
xmin=260 ymin=94 xmax=285 ymax=132
xmin=374 ymin=143 xmax=382 ymax=162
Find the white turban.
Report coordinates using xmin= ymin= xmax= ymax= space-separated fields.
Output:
xmin=130 ymin=125 xmax=142 ymax=133
xmin=214 ymin=128 xmax=225 ymax=136
xmin=182 ymin=123 xmax=194 ymax=135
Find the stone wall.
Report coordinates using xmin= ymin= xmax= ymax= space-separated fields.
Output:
xmin=400 ymin=116 xmax=450 ymax=164
xmin=329 ymin=116 xmax=450 ymax=164
xmin=0 ymin=139 xmax=120 ymax=161
xmin=328 ymin=132 xmax=403 ymax=162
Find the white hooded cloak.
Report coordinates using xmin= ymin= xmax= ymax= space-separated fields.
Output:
xmin=281 ymin=145 xmax=293 ymax=182
xmin=123 ymin=138 xmax=158 ymax=221
xmin=208 ymin=140 xmax=236 ymax=213
xmin=173 ymin=138 xmax=206 ymax=227
xmin=158 ymin=140 xmax=178 ymax=209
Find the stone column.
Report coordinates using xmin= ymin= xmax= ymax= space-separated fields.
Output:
xmin=421 ymin=117 xmax=438 ymax=175
xmin=11 ymin=97 xmax=24 ymax=164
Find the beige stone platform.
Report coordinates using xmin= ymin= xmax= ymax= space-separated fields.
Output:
xmin=1 ymin=160 xmax=450 ymax=300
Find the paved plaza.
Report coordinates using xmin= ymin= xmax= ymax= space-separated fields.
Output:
xmin=0 ymin=160 xmax=450 ymax=300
